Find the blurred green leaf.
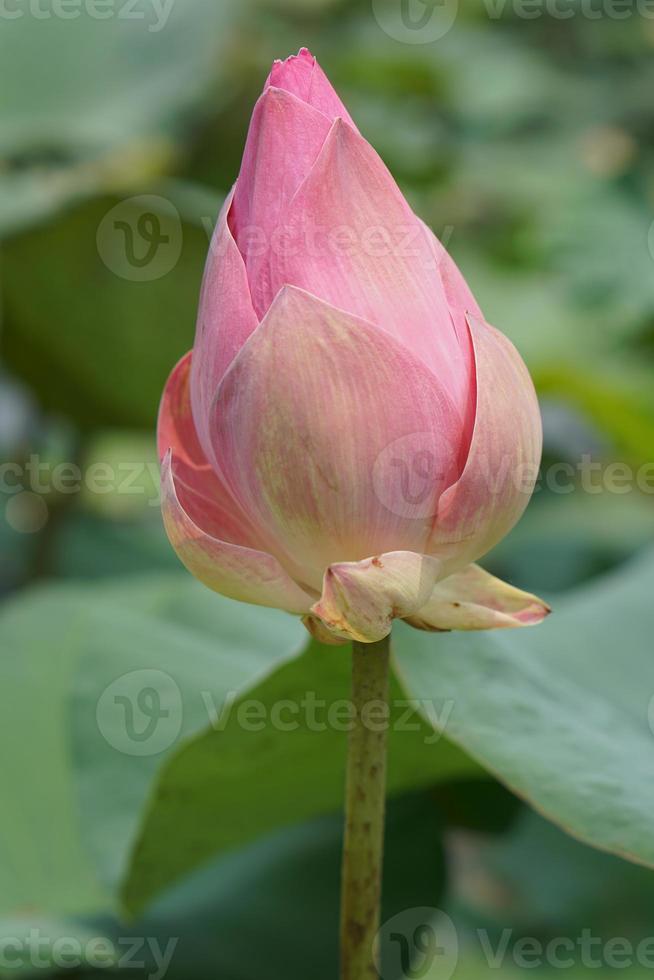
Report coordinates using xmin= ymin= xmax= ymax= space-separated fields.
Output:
xmin=534 ymin=361 xmax=654 ymax=468
xmin=0 ymin=0 xmax=234 ymax=236
xmin=1 ymin=193 xmax=210 ymax=427
xmin=394 ymin=547 xmax=654 ymax=873
xmin=488 ymin=489 xmax=654 ymax=595
xmin=452 ymin=810 xmax=654 ymax=938
xmin=0 ymin=920 xmax=117 ymax=980
xmin=140 ymin=790 xmax=445 ymax=980
xmin=52 ymin=512 xmax=177 ymax=580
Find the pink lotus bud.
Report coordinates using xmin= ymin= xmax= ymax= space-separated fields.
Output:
xmin=158 ymin=49 xmax=549 ymax=644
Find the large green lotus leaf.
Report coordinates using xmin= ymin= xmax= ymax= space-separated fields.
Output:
xmin=121 ymin=638 xmax=478 ymax=915
xmin=393 ymin=547 xmax=654 ymax=872
xmin=0 ymin=575 xmax=304 ymax=922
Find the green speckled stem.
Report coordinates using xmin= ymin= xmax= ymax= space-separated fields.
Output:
xmin=340 ymin=635 xmax=391 ymax=980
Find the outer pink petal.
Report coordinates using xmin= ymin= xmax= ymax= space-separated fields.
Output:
xmin=161 ymin=450 xmax=314 ymax=615
xmin=229 ymin=87 xmax=333 ymax=318
xmin=309 ymin=551 xmax=443 ymax=643
xmin=191 ymin=190 xmax=259 ymax=468
xmin=429 ymin=314 xmax=543 ymax=567
xmin=210 ymin=285 xmax=465 ymax=589
xmin=158 ymin=351 xmax=268 ymax=548
xmin=265 ymin=48 xmax=358 ymax=130
xmin=262 ymin=119 xmax=473 ymax=414
xmin=405 ymin=563 xmax=550 ymax=631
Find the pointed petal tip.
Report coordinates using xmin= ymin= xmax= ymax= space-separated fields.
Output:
xmin=273 ymin=47 xmax=314 ymax=67
xmin=513 ymin=599 xmax=552 ymax=626
xmin=405 ymin=564 xmax=551 ymax=633
xmin=265 ymin=47 xmax=357 ymax=131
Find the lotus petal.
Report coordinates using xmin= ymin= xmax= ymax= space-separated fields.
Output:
xmin=406 ymin=563 xmax=551 ymax=631
xmin=429 ymin=314 xmax=542 ymax=569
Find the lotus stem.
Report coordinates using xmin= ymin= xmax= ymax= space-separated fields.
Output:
xmin=340 ymin=634 xmax=391 ymax=980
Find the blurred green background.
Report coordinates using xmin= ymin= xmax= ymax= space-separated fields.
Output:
xmin=1 ymin=0 xmax=654 ymax=978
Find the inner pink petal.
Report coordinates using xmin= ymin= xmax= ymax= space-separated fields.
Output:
xmin=265 ymin=47 xmax=358 ymax=130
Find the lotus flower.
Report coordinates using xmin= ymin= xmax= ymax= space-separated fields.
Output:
xmin=158 ymin=48 xmax=549 ymax=644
